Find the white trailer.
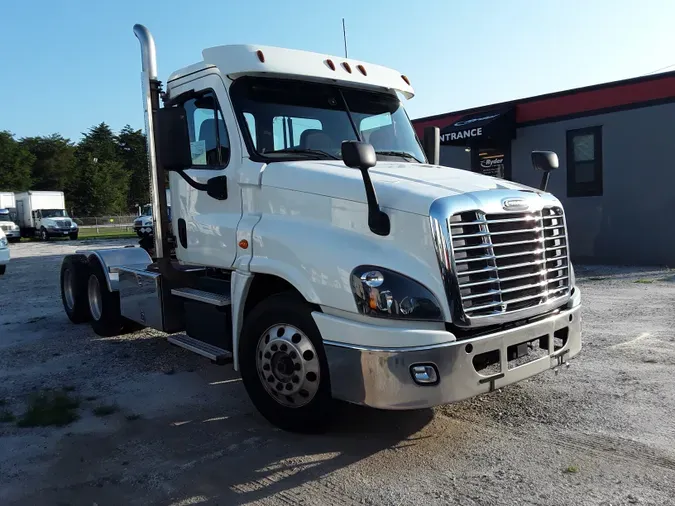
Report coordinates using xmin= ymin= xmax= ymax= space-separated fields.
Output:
xmin=15 ymin=191 xmax=79 ymax=240
xmin=58 ymin=25 xmax=581 ymax=433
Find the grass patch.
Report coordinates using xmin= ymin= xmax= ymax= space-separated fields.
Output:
xmin=78 ymin=228 xmax=136 ymax=239
xmin=126 ymin=413 xmax=142 ymax=421
xmin=564 ymin=465 xmax=579 ymax=474
xmin=93 ymin=404 xmax=119 ymax=417
xmin=17 ymin=390 xmax=80 ymax=428
xmin=0 ymin=410 xmax=15 ymax=423
xmin=634 ymin=279 xmax=654 ymax=284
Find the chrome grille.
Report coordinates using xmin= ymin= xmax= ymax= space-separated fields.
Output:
xmin=56 ymin=219 xmax=71 ymax=228
xmin=449 ymin=206 xmax=570 ymax=320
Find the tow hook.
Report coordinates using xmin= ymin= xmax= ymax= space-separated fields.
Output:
xmin=552 ymin=349 xmax=571 ymax=374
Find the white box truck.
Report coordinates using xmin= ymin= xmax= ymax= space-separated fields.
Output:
xmin=15 ymin=191 xmax=79 ymax=240
xmin=0 ymin=193 xmax=20 ymax=242
xmin=134 ymin=189 xmax=172 ymax=237
xmin=58 ymin=25 xmax=581 ymax=433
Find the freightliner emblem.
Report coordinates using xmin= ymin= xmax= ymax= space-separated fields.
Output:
xmin=501 ymin=198 xmax=528 ymax=211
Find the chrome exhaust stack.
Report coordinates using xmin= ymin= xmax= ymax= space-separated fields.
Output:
xmin=133 ymin=24 xmax=168 ymax=259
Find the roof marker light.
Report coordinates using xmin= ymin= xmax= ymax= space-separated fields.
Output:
xmin=326 ymin=59 xmax=336 ymax=71
xmin=342 ymin=62 xmax=352 ymax=73
xmin=256 ymin=50 xmax=265 ymax=63
xmin=357 ymin=64 xmax=367 ymax=76
xmin=401 ymin=74 xmax=411 ymax=86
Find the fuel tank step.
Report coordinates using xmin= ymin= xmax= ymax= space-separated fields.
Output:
xmin=171 ymin=287 xmax=231 ymax=306
xmin=167 ymin=334 xmax=232 ymax=364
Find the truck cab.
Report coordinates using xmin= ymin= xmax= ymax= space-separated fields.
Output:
xmin=0 ymin=209 xmax=20 ymax=243
xmin=58 ymin=25 xmax=581 ymax=433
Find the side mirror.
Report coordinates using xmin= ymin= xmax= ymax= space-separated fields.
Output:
xmin=342 ymin=141 xmax=376 ymax=170
xmin=341 ymin=141 xmax=390 ymax=236
xmin=531 ymin=150 xmax=559 ymax=192
xmin=423 ymin=126 xmax=440 ymax=165
xmin=157 ymin=106 xmax=192 ymax=172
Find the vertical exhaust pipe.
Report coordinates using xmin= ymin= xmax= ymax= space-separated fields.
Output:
xmin=133 ymin=24 xmax=169 ymax=259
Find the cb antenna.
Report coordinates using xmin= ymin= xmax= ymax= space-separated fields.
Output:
xmin=342 ymin=18 xmax=348 ymax=58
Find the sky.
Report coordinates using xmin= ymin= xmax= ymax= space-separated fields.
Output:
xmin=2 ymin=0 xmax=674 ymax=141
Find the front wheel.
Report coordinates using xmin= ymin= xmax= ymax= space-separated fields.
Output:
xmin=239 ymin=292 xmax=333 ymax=433
xmin=39 ymin=227 xmax=49 ymax=241
xmin=0 ymin=265 xmax=5 ymax=275
xmin=69 ymin=232 xmax=78 ymax=240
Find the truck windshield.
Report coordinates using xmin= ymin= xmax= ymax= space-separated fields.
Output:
xmin=142 ymin=205 xmax=153 ymax=217
xmin=230 ymin=77 xmax=426 ymax=164
xmin=42 ymin=209 xmax=68 ymax=218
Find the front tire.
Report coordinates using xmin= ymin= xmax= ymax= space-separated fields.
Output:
xmin=69 ymin=232 xmax=78 ymax=240
xmin=240 ymin=292 xmax=333 ymax=433
xmin=87 ymin=260 xmax=124 ymax=337
xmin=60 ymin=255 xmax=91 ymax=323
xmin=39 ymin=227 xmax=49 ymax=241
xmin=0 ymin=265 xmax=5 ymax=275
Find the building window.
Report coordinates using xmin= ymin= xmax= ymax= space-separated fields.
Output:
xmin=566 ymin=126 xmax=603 ymax=197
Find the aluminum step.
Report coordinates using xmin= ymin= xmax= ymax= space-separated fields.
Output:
xmin=167 ymin=334 xmax=231 ymax=364
xmin=171 ymin=287 xmax=231 ymax=306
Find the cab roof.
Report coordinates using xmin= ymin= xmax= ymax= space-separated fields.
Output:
xmin=167 ymin=44 xmax=415 ymax=99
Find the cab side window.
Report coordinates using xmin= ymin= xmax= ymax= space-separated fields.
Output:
xmin=183 ymin=91 xmax=230 ymax=168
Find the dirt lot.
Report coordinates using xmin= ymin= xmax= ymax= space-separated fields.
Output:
xmin=1 ymin=240 xmax=674 ymax=506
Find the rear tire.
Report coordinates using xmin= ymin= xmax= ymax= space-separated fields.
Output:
xmin=8 ymin=238 xmax=20 ymax=243
xmin=239 ymin=292 xmax=333 ymax=433
xmin=60 ymin=255 xmax=91 ymax=323
xmin=87 ymin=260 xmax=124 ymax=337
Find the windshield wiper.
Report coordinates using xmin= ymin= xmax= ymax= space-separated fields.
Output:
xmin=375 ymin=150 xmax=422 ymax=163
xmin=268 ymin=148 xmax=340 ymax=160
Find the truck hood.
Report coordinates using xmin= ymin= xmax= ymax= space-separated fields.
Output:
xmin=260 ymin=160 xmax=538 ymax=215
xmin=42 ymin=217 xmax=74 ymax=227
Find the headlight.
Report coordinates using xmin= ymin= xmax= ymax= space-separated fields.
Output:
xmin=0 ymin=237 xmax=7 ymax=247
xmin=350 ymin=266 xmax=443 ymax=321
xmin=71 ymin=222 xmax=77 ymax=228
xmin=143 ymin=221 xmax=152 ymax=227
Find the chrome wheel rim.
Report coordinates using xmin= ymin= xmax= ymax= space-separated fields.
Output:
xmin=87 ymin=274 xmax=103 ymax=321
xmin=63 ymin=268 xmax=75 ymax=310
xmin=256 ymin=324 xmax=320 ymax=408
xmin=41 ymin=229 xmax=47 ymax=240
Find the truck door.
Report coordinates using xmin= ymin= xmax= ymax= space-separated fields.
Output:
xmin=168 ymin=73 xmax=243 ymax=269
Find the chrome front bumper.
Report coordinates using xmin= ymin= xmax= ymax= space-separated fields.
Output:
xmin=2 ymin=229 xmax=20 ymax=238
xmin=320 ymin=288 xmax=581 ymax=410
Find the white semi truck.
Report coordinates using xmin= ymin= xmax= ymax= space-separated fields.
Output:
xmin=58 ymin=25 xmax=581 ymax=432
xmin=15 ymin=191 xmax=78 ymax=240
xmin=134 ymin=189 xmax=171 ymax=237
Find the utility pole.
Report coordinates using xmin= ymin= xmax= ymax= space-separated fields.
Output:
xmin=342 ymin=18 xmax=348 ymax=58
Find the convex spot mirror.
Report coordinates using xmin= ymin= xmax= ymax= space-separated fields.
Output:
xmin=341 ymin=141 xmax=377 ymax=170
xmin=531 ymin=150 xmax=559 ymax=173
xmin=157 ymin=106 xmax=192 ymax=172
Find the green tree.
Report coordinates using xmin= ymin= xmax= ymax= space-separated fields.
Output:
xmin=72 ymin=123 xmax=128 ymax=216
xmin=0 ymin=131 xmax=34 ymax=191
xmin=117 ymin=125 xmax=149 ymax=210
xmin=20 ymin=134 xmax=76 ymax=191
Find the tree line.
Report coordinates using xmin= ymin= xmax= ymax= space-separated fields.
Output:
xmin=0 ymin=123 xmax=150 ymax=217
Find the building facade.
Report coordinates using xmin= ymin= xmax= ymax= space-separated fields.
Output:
xmin=412 ymin=72 xmax=675 ymax=266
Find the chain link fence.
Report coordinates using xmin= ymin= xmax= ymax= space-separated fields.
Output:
xmin=72 ymin=215 xmax=139 ymax=234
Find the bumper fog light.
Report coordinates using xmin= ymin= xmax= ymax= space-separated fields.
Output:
xmin=410 ymin=364 xmax=439 ymax=385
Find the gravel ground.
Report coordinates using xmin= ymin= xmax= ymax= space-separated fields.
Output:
xmin=1 ymin=240 xmax=674 ymax=506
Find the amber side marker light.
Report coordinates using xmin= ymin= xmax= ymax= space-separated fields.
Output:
xmin=401 ymin=74 xmax=411 ymax=86
xmin=239 ymin=239 xmax=249 ymax=249
xmin=256 ymin=50 xmax=265 ymax=63
xmin=326 ymin=59 xmax=336 ymax=70
xmin=342 ymin=62 xmax=352 ymax=73
xmin=357 ymin=64 xmax=367 ymax=76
